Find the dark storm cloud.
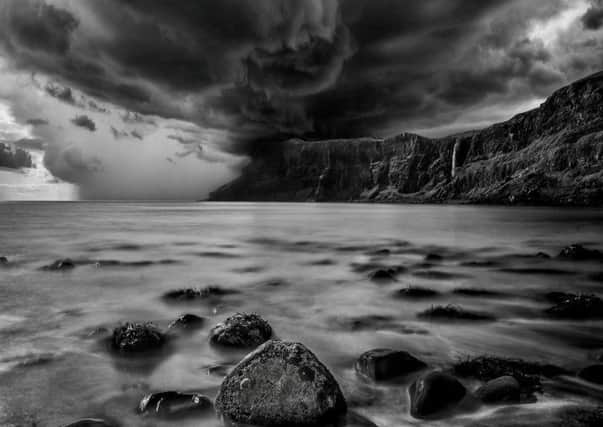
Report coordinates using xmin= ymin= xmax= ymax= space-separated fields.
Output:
xmin=0 ymin=0 xmax=601 ymax=146
xmin=71 ymin=115 xmax=96 ymax=132
xmin=582 ymin=1 xmax=603 ymax=30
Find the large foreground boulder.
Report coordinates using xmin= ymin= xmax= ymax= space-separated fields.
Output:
xmin=355 ymin=349 xmax=426 ymax=381
xmin=210 ymin=313 xmax=272 ymax=348
xmin=215 ymin=340 xmax=347 ymax=426
xmin=409 ymin=371 xmax=466 ymax=418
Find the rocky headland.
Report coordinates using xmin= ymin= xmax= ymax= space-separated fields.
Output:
xmin=210 ymin=71 xmax=603 ymax=206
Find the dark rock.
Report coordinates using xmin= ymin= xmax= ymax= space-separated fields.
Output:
xmin=331 ymin=314 xmax=397 ymax=332
xmin=536 ymin=252 xmax=552 ymax=259
xmin=558 ymin=245 xmax=603 ymax=261
xmin=454 ymin=355 xmax=566 ymax=395
xmin=368 ymin=248 xmax=391 ymax=256
xmin=162 ymin=286 xmax=238 ymax=302
xmin=215 ymin=340 xmax=347 ymax=426
xmin=409 ymin=371 xmax=466 ymax=418
xmin=41 ymin=258 xmax=76 ymax=271
xmin=418 ymin=305 xmax=495 ymax=321
xmin=545 ymin=291 xmax=576 ymax=303
xmin=139 ymin=391 xmax=212 ymax=418
xmin=578 ymin=365 xmax=603 ymax=385
xmin=167 ymin=314 xmax=205 ymax=332
xmin=425 ymin=253 xmax=443 ymax=261
xmin=475 ymin=376 xmax=521 ymax=404
xmin=369 ymin=269 xmax=397 ymax=283
xmin=112 ymin=322 xmax=165 ymax=353
xmin=545 ymin=294 xmax=603 ymax=319
xmin=412 ymin=270 xmax=468 ymax=280
xmin=453 ymin=288 xmax=502 ymax=297
xmin=0 ymin=256 xmax=8 ymax=265
xmin=210 ymin=313 xmax=272 ymax=348
xmin=395 ymin=286 xmax=439 ymax=299
xmin=62 ymin=419 xmax=116 ymax=427
xmin=355 ymin=349 xmax=426 ymax=381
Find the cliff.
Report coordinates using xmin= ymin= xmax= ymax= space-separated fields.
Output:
xmin=210 ymin=71 xmax=603 ymax=206
xmin=0 ymin=142 xmax=33 ymax=170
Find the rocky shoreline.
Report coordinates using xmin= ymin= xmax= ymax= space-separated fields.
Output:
xmin=210 ymin=71 xmax=603 ymax=206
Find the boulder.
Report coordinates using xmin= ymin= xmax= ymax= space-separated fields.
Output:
xmin=395 ymin=286 xmax=439 ymax=299
xmin=210 ymin=313 xmax=272 ymax=348
xmin=162 ymin=286 xmax=238 ymax=302
xmin=168 ymin=314 xmax=205 ymax=332
xmin=475 ymin=376 xmax=520 ymax=404
xmin=369 ymin=269 xmax=397 ymax=283
xmin=545 ymin=294 xmax=603 ymax=319
xmin=409 ymin=371 xmax=467 ymax=418
xmin=42 ymin=258 xmax=76 ymax=271
xmin=355 ymin=349 xmax=426 ymax=381
xmin=112 ymin=322 xmax=165 ymax=353
xmin=558 ymin=244 xmax=603 ymax=261
xmin=0 ymin=256 xmax=8 ymax=265
xmin=578 ymin=365 xmax=603 ymax=385
xmin=139 ymin=391 xmax=212 ymax=418
xmin=425 ymin=253 xmax=443 ymax=261
xmin=62 ymin=419 xmax=116 ymax=427
xmin=215 ymin=340 xmax=347 ymax=426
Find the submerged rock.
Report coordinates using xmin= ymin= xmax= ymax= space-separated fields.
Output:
xmin=0 ymin=256 xmax=8 ymax=265
xmin=210 ymin=313 xmax=272 ymax=348
xmin=578 ymin=365 xmax=603 ymax=385
xmin=355 ymin=349 xmax=426 ymax=381
xmin=369 ymin=269 xmax=397 ymax=283
xmin=139 ymin=391 xmax=212 ymax=418
xmin=168 ymin=314 xmax=205 ymax=332
xmin=418 ymin=305 xmax=495 ymax=321
xmin=558 ymin=244 xmax=603 ymax=261
xmin=41 ymin=258 xmax=76 ymax=271
xmin=453 ymin=288 xmax=502 ymax=297
xmin=395 ymin=286 xmax=439 ymax=299
xmin=409 ymin=371 xmax=466 ymax=418
xmin=112 ymin=322 xmax=165 ymax=353
xmin=215 ymin=340 xmax=347 ymax=426
xmin=162 ymin=286 xmax=239 ymax=302
xmin=425 ymin=253 xmax=444 ymax=261
xmin=475 ymin=376 xmax=521 ymax=404
xmin=62 ymin=419 xmax=117 ymax=427
xmin=545 ymin=294 xmax=603 ymax=319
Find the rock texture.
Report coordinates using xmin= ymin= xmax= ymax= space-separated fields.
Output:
xmin=210 ymin=71 xmax=603 ymax=206
xmin=409 ymin=371 xmax=467 ymax=418
xmin=215 ymin=340 xmax=347 ymax=426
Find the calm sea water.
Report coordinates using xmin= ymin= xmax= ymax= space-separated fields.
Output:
xmin=0 ymin=202 xmax=602 ymax=426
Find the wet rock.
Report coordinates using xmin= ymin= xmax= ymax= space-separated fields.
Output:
xmin=545 ymin=291 xmax=575 ymax=303
xmin=369 ymin=269 xmax=397 ymax=283
xmin=112 ymin=322 xmax=165 ymax=353
xmin=0 ymin=256 xmax=8 ymax=265
xmin=558 ymin=244 xmax=603 ymax=261
xmin=331 ymin=314 xmax=397 ymax=332
xmin=395 ymin=286 xmax=439 ymax=299
xmin=139 ymin=391 xmax=212 ymax=418
xmin=545 ymin=294 xmax=603 ymax=319
xmin=368 ymin=248 xmax=391 ymax=256
xmin=215 ymin=340 xmax=347 ymax=426
xmin=210 ymin=313 xmax=272 ymax=348
xmin=62 ymin=419 xmax=117 ymax=427
xmin=476 ymin=376 xmax=521 ymax=404
xmin=162 ymin=286 xmax=239 ymax=302
xmin=425 ymin=253 xmax=443 ymax=261
xmin=412 ymin=270 xmax=468 ymax=280
xmin=168 ymin=314 xmax=205 ymax=332
xmin=454 ymin=355 xmax=566 ymax=395
xmin=355 ymin=349 xmax=426 ymax=381
xmin=41 ymin=258 xmax=76 ymax=271
xmin=453 ymin=288 xmax=502 ymax=297
xmin=418 ymin=305 xmax=495 ymax=321
xmin=578 ymin=365 xmax=603 ymax=385
xmin=409 ymin=371 xmax=466 ymax=419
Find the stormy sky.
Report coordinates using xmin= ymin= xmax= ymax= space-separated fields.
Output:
xmin=0 ymin=0 xmax=602 ymax=199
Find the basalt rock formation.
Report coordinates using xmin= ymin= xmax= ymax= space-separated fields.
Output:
xmin=210 ymin=71 xmax=603 ymax=206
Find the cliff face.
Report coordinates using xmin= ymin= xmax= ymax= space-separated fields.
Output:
xmin=211 ymin=71 xmax=603 ymax=206
xmin=0 ymin=143 xmax=33 ymax=170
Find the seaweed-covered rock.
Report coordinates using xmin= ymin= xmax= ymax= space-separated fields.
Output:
xmin=409 ymin=371 xmax=466 ymax=418
xmin=210 ymin=313 xmax=272 ymax=348
xmin=418 ymin=305 xmax=495 ymax=321
xmin=545 ymin=294 xmax=603 ymax=319
xmin=558 ymin=245 xmax=603 ymax=261
xmin=475 ymin=376 xmax=521 ymax=404
xmin=578 ymin=365 xmax=603 ymax=385
xmin=454 ymin=355 xmax=566 ymax=395
xmin=112 ymin=322 xmax=165 ymax=353
xmin=355 ymin=349 xmax=426 ymax=381
xmin=215 ymin=340 xmax=347 ymax=426
xmin=395 ymin=286 xmax=439 ymax=299
xmin=139 ymin=391 xmax=212 ymax=418
xmin=162 ymin=286 xmax=238 ymax=302
xmin=62 ymin=419 xmax=116 ymax=427
xmin=42 ymin=258 xmax=76 ymax=271
xmin=167 ymin=314 xmax=205 ymax=332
